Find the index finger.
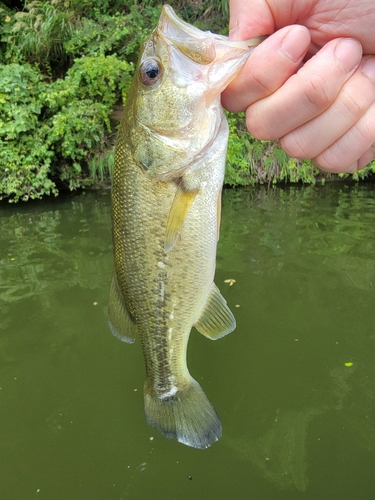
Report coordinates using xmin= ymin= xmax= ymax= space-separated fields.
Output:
xmin=222 ymin=25 xmax=311 ymax=112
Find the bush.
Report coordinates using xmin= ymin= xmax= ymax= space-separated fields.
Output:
xmin=0 ymin=55 xmax=133 ymax=201
xmin=66 ymin=55 xmax=132 ymax=107
xmin=225 ymin=112 xmax=254 ymax=186
xmin=64 ymin=7 xmax=160 ymax=62
xmin=0 ymin=1 xmax=154 ymax=201
xmin=0 ymin=1 xmax=75 ymax=70
xmin=1 ymin=0 xmax=375 ymax=202
xmin=0 ymin=63 xmax=57 ymax=201
xmin=224 ymin=112 xmax=319 ymax=186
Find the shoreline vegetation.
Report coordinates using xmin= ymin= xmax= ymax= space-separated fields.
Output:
xmin=1 ymin=0 xmax=374 ymax=202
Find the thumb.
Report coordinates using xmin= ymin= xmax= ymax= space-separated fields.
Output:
xmin=228 ymin=0 xmax=275 ymax=40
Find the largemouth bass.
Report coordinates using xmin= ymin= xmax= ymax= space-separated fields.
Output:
xmin=109 ymin=5 xmax=263 ymax=449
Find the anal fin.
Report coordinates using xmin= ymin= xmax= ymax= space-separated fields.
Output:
xmin=194 ymin=283 xmax=236 ymax=340
xmin=108 ymin=272 xmax=137 ymax=343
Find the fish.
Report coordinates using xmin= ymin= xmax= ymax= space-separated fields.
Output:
xmin=109 ymin=4 xmax=264 ymax=449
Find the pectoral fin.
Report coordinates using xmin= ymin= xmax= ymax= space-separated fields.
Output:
xmin=164 ymin=181 xmax=198 ymax=253
xmin=108 ymin=273 xmax=137 ymax=343
xmin=194 ymin=283 xmax=236 ymax=340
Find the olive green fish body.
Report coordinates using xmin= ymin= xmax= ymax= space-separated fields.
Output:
xmin=109 ymin=5 xmax=264 ymax=449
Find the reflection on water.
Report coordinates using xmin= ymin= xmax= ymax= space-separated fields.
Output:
xmin=1 ymin=184 xmax=375 ymax=499
xmin=227 ymin=406 xmax=325 ymax=492
xmin=0 ymin=194 xmax=112 ymax=304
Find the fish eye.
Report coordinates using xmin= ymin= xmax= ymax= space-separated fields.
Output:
xmin=140 ymin=59 xmax=163 ymax=86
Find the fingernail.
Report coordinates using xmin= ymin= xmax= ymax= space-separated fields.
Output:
xmin=334 ymin=38 xmax=362 ymax=72
xmin=362 ymin=58 xmax=375 ymax=82
xmin=228 ymin=22 xmax=239 ymax=40
xmin=280 ymin=27 xmax=310 ymax=62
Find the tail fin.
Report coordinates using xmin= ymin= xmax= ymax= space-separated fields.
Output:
xmin=144 ymin=378 xmax=222 ymax=449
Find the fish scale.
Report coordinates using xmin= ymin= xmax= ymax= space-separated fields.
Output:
xmin=108 ymin=5 xmax=264 ymax=448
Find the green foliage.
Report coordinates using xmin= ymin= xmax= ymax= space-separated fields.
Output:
xmin=0 ymin=63 xmax=42 ymax=137
xmin=1 ymin=0 xmax=374 ymax=202
xmin=48 ymin=99 xmax=110 ymax=190
xmin=0 ymin=140 xmax=56 ymax=202
xmin=225 ymin=112 xmax=253 ymax=186
xmin=0 ymin=1 xmax=75 ymax=69
xmin=0 ymin=0 xmax=155 ymax=202
xmin=167 ymin=0 xmax=229 ymax=33
xmin=225 ymin=112 xmax=329 ymax=186
xmin=64 ymin=7 xmax=160 ymax=61
xmin=0 ymin=64 xmax=57 ymax=201
xmin=66 ymin=55 xmax=133 ymax=107
xmin=89 ymin=150 xmax=114 ymax=183
xmin=339 ymin=161 xmax=375 ymax=181
xmin=48 ymin=0 xmax=135 ymax=17
xmin=0 ymin=0 xmax=147 ymax=202
xmin=0 ymin=54 xmax=132 ymax=201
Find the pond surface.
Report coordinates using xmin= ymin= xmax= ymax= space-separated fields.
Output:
xmin=1 ymin=183 xmax=375 ymax=499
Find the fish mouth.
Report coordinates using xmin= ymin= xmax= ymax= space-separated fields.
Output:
xmin=159 ymin=5 xmax=212 ymax=42
xmin=158 ymin=5 xmax=266 ymax=65
xmin=156 ymin=5 xmax=266 ymax=95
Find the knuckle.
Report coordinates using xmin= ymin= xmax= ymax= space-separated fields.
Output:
xmin=341 ymin=87 xmax=369 ymax=118
xmin=314 ymin=147 xmax=355 ymax=173
xmin=280 ymin=131 xmax=316 ymax=158
xmin=246 ymin=120 xmax=265 ymax=140
xmin=299 ymin=73 xmax=333 ymax=112
xmin=247 ymin=115 xmax=278 ymax=141
xmin=246 ymin=109 xmax=269 ymax=140
xmin=280 ymin=138 xmax=305 ymax=158
xmin=250 ymin=66 xmax=277 ymax=97
xmin=313 ymin=156 xmax=342 ymax=172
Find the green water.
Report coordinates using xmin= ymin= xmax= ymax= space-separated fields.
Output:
xmin=1 ymin=184 xmax=375 ymax=499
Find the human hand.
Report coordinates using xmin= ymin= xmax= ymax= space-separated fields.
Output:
xmin=222 ymin=0 xmax=375 ymax=173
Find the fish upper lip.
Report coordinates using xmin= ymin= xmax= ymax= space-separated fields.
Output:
xmin=159 ymin=5 xmax=267 ymax=49
xmin=157 ymin=5 xmax=254 ymax=68
xmin=158 ymin=5 xmax=213 ymax=41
